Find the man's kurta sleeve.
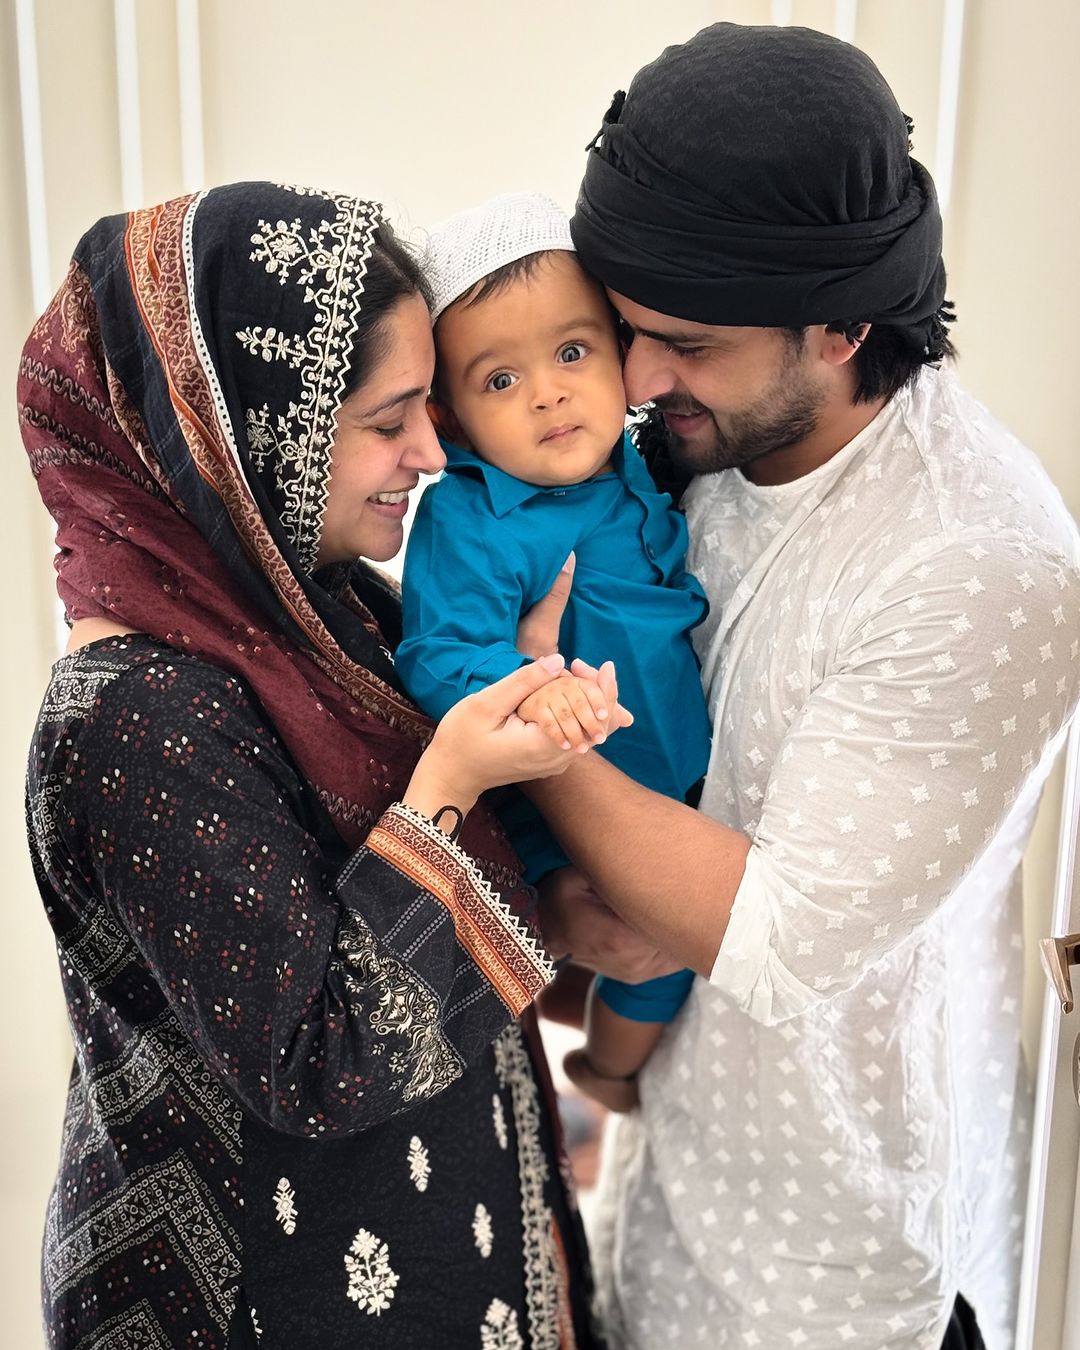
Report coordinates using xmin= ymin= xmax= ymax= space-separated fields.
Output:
xmin=397 ymin=478 xmax=537 ymax=719
xmin=61 ymin=657 xmax=553 ymax=1136
xmin=710 ymin=533 xmax=1080 ymax=1024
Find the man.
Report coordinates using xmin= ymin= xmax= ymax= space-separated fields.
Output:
xmin=530 ymin=22 xmax=1080 ymax=1350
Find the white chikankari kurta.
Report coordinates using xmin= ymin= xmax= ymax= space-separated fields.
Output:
xmin=593 ymin=368 xmax=1080 ymax=1349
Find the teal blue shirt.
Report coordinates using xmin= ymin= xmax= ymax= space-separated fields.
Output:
xmin=398 ymin=432 xmax=711 ymax=882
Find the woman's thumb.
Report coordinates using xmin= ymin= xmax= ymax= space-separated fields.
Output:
xmin=482 ymin=655 xmax=566 ymax=714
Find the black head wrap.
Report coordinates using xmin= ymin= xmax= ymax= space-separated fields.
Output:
xmin=572 ymin=23 xmax=948 ymax=345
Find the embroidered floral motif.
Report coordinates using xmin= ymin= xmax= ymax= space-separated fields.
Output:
xmin=335 ymin=908 xmax=462 ymax=1102
xmin=237 ymin=192 xmax=381 ymax=571
xmin=492 ymin=1093 xmax=508 ymax=1150
xmin=473 ymin=1202 xmax=493 ymax=1258
xmin=407 ymin=1136 xmax=430 ymax=1192
xmin=481 ymin=1298 xmax=524 ymax=1350
xmin=273 ymin=1177 xmax=297 ymax=1235
xmin=344 ymin=1227 xmax=399 ymax=1316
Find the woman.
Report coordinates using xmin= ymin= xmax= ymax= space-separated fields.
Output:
xmin=19 ymin=183 xmax=607 ymax=1348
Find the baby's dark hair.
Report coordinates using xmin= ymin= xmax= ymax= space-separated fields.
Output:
xmin=455 ymin=249 xmax=557 ymax=311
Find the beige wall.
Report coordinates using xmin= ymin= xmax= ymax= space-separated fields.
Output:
xmin=4 ymin=1 xmax=1078 ymax=1344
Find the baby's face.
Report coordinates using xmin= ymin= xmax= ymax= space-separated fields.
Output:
xmin=434 ymin=252 xmax=627 ymax=486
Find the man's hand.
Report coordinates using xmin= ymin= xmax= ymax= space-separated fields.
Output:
xmin=517 ymin=552 xmax=575 ymax=659
xmin=537 ymin=866 xmax=682 ymax=983
xmin=517 ymin=673 xmax=610 ymax=752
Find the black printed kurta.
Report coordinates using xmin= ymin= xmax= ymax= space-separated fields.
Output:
xmin=28 ymin=636 xmax=599 ymax=1349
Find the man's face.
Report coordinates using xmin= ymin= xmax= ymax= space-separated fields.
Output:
xmin=609 ymin=290 xmax=828 ymax=478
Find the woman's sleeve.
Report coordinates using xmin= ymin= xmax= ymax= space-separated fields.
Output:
xmin=62 ymin=657 xmax=553 ymax=1136
xmin=710 ymin=535 xmax=1080 ymax=1025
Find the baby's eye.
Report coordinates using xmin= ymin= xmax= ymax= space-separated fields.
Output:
xmin=486 ymin=371 xmax=517 ymax=393
xmin=557 ymin=343 xmax=587 ymax=364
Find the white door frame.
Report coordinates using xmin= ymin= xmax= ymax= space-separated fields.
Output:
xmin=1017 ymin=719 xmax=1080 ymax=1349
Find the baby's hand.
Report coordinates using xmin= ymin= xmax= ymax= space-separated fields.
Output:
xmin=516 ymin=673 xmax=610 ymax=753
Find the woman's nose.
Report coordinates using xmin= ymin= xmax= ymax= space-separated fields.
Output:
xmin=406 ymin=414 xmax=446 ymax=474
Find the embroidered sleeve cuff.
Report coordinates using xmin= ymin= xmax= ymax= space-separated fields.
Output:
xmin=365 ymin=803 xmax=555 ymax=1016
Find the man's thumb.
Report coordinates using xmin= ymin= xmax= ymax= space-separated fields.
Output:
xmin=534 ymin=552 xmax=575 ymax=622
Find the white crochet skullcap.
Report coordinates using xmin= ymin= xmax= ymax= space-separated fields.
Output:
xmin=425 ymin=191 xmax=575 ymax=322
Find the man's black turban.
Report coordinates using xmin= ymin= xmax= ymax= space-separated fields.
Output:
xmin=571 ymin=23 xmax=948 ymax=342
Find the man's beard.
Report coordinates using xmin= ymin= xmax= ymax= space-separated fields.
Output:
xmin=656 ymin=357 xmax=826 ymax=476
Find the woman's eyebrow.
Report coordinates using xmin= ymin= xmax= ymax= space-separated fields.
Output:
xmin=358 ymin=385 xmax=428 ymax=418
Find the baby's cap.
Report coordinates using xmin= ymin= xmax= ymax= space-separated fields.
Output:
xmin=426 ymin=191 xmax=574 ymax=322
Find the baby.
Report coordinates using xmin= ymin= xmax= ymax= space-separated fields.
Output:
xmin=397 ymin=193 xmax=711 ymax=1110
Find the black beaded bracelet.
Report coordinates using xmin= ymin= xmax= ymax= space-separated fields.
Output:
xmin=429 ymin=804 xmax=465 ymax=841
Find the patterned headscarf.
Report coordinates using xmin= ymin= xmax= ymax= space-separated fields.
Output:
xmin=18 ymin=182 xmax=522 ymax=888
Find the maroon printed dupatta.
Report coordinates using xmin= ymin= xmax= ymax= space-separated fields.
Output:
xmin=17 ymin=183 xmax=522 ymax=891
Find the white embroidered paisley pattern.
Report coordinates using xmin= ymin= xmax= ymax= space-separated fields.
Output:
xmin=344 ymin=1227 xmax=399 ymax=1317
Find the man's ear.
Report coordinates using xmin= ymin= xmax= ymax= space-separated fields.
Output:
xmin=427 ymin=397 xmax=467 ymax=447
xmin=821 ymin=323 xmax=871 ymax=367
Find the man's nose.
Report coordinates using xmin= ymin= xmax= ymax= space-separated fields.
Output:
xmin=622 ymin=338 xmax=676 ymax=408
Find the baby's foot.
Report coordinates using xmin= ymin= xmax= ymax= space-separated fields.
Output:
xmin=563 ymin=1048 xmax=640 ymax=1113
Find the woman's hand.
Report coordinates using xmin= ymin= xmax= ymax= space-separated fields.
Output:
xmin=537 ymin=866 xmax=682 ymax=983
xmin=403 ymin=656 xmax=580 ymax=825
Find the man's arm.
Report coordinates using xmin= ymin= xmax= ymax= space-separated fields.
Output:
xmin=533 ymin=539 xmax=1080 ymax=1023
xmin=528 ymin=754 xmax=750 ymax=975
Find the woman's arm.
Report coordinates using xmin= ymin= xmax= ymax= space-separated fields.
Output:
xmin=59 ymin=656 xmax=575 ymax=1138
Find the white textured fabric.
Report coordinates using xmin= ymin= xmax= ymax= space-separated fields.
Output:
xmin=591 ymin=368 xmax=1080 ymax=1349
xmin=424 ymin=192 xmax=574 ymax=321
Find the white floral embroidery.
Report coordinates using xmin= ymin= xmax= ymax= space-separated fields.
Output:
xmin=250 ymin=1306 xmax=263 ymax=1340
xmin=492 ymin=1093 xmax=508 ymax=1150
xmin=473 ymin=1202 xmax=493 ymax=1258
xmin=481 ymin=1297 xmax=524 ymax=1350
xmin=237 ymin=191 xmax=382 ymax=572
xmin=335 ymin=908 xmax=462 ymax=1102
xmin=408 ymin=1135 xmax=430 ymax=1193
xmin=273 ymin=1177 xmax=297 ymax=1236
xmin=344 ymin=1227 xmax=399 ymax=1317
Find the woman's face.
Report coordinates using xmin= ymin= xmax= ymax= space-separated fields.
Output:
xmin=316 ymin=293 xmax=445 ymax=568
